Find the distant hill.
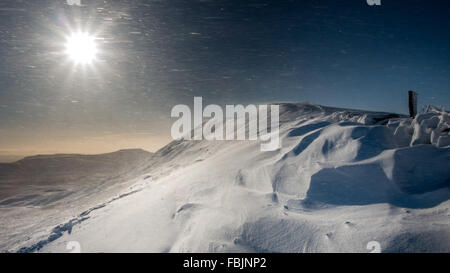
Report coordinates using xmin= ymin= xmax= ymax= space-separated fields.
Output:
xmin=0 ymin=149 xmax=153 ymax=201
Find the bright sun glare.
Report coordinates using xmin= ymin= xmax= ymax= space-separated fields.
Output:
xmin=65 ymin=32 xmax=97 ymax=64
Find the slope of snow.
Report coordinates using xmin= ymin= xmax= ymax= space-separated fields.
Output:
xmin=2 ymin=103 xmax=449 ymax=253
xmin=0 ymin=149 xmax=153 ymax=252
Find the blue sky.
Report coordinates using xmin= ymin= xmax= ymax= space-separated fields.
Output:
xmin=0 ymin=0 xmax=449 ymax=154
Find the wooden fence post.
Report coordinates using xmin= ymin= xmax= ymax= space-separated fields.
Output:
xmin=408 ymin=90 xmax=418 ymax=118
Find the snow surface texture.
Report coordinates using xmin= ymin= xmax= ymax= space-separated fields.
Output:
xmin=0 ymin=149 xmax=154 ymax=252
xmin=1 ymin=103 xmax=449 ymax=253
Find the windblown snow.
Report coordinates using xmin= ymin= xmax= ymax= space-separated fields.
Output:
xmin=1 ymin=103 xmax=449 ymax=253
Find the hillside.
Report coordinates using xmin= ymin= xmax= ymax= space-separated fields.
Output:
xmin=0 ymin=149 xmax=153 ymax=251
xmin=2 ymin=103 xmax=449 ymax=253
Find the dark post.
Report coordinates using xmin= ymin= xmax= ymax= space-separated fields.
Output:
xmin=408 ymin=90 xmax=418 ymax=118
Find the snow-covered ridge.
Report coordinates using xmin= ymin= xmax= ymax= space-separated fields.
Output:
xmin=2 ymin=103 xmax=449 ymax=253
xmin=0 ymin=148 xmax=153 ymax=202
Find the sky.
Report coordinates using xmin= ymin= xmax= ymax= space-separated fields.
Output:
xmin=0 ymin=0 xmax=449 ymax=157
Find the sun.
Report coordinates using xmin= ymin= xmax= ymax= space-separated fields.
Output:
xmin=65 ymin=32 xmax=98 ymax=64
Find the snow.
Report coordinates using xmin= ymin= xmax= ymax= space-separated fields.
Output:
xmin=1 ymin=103 xmax=449 ymax=253
xmin=0 ymin=149 xmax=153 ymax=252
xmin=410 ymin=107 xmax=450 ymax=147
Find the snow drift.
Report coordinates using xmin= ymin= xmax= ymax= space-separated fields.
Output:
xmin=1 ymin=103 xmax=449 ymax=253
